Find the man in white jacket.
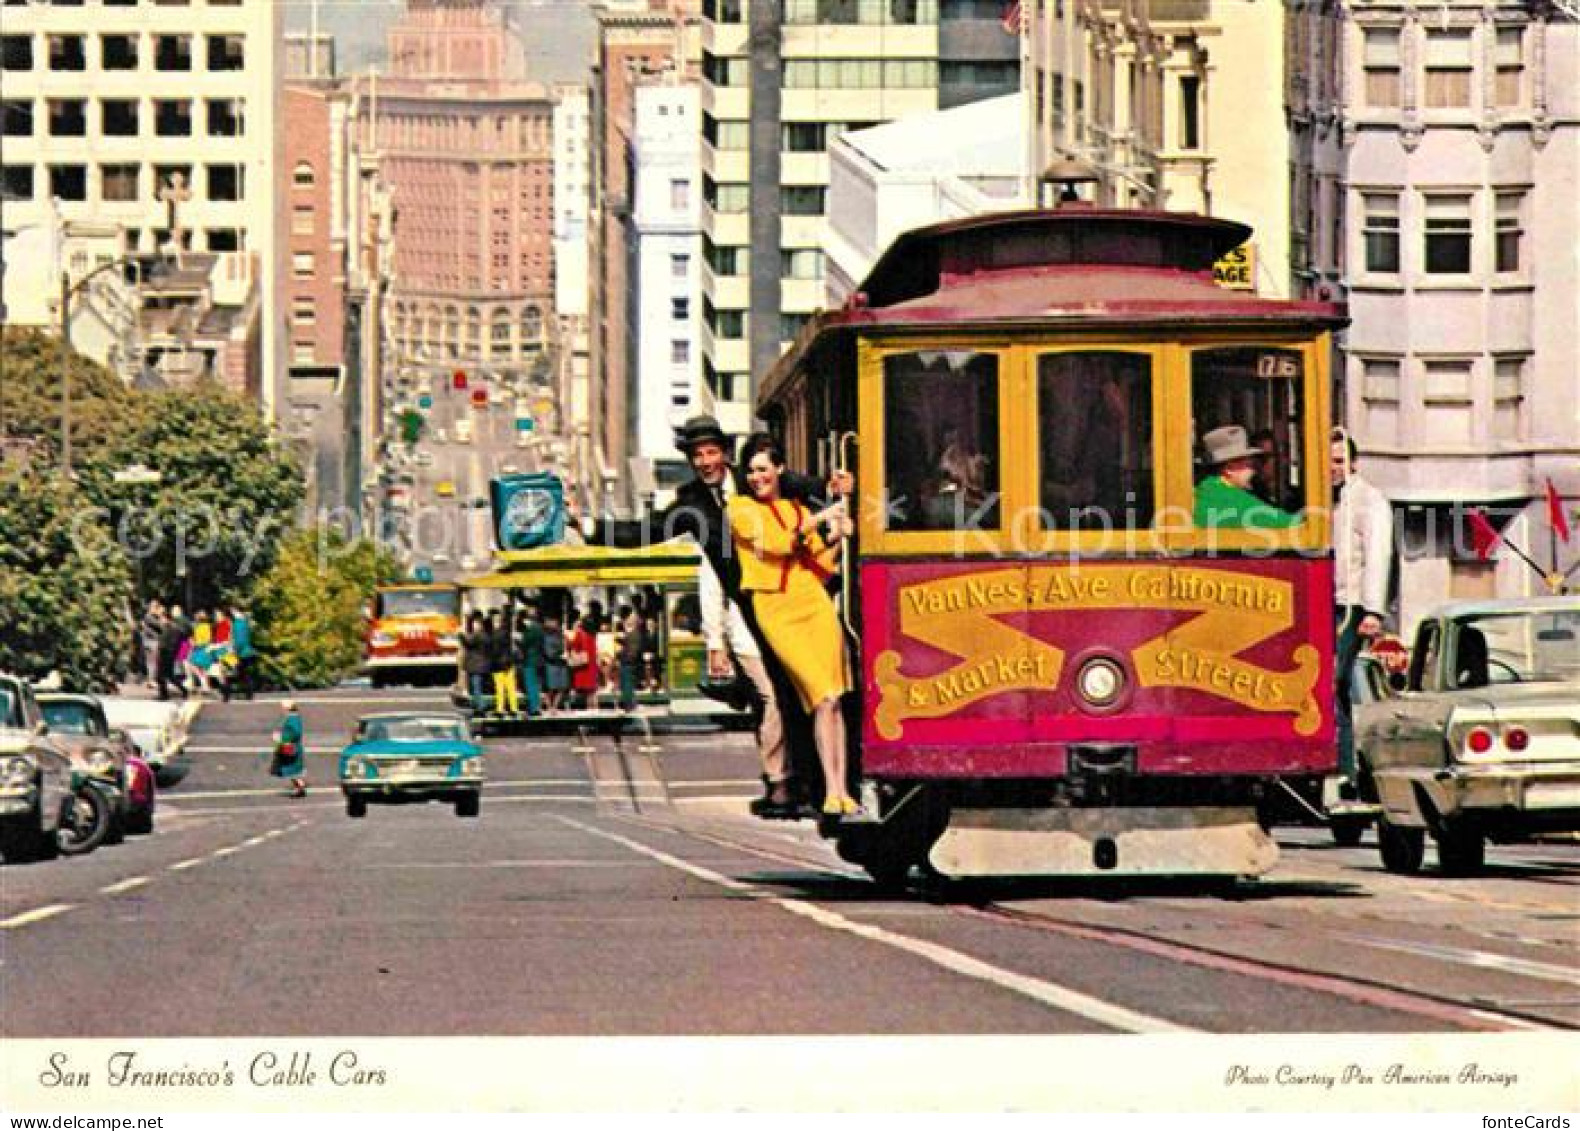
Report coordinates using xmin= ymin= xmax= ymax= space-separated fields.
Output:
xmin=1332 ymin=429 xmax=1395 ymax=787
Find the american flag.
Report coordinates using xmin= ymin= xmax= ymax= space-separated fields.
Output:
xmin=1001 ymin=0 xmax=1023 ymax=36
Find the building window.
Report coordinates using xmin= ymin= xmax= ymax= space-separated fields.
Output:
xmin=1492 ymin=356 xmax=1526 ymax=442
xmin=49 ymin=35 xmax=86 ymax=72
xmin=782 ymin=122 xmax=826 ymax=152
xmin=1423 ymin=29 xmax=1473 ymax=109
xmin=293 ymin=162 xmax=316 ymax=189
xmin=2 ymin=165 xmax=35 ymax=200
xmin=779 ymin=312 xmax=810 ymax=341
xmin=49 ymin=164 xmax=88 ymax=202
xmin=781 ymin=186 xmax=826 ymax=215
xmin=1360 ymin=357 xmax=1400 ymax=443
xmin=207 ymin=34 xmax=244 ymax=72
xmin=1362 ymin=27 xmax=1401 ymax=108
xmin=154 ymin=34 xmax=192 ymax=71
xmin=207 ymin=164 xmax=242 ymax=201
xmin=292 ymin=251 xmax=315 ymax=279
xmin=670 ymin=178 xmax=690 ymax=209
xmin=671 ymin=297 xmax=690 ymax=320
xmin=292 ymin=206 xmax=315 ymax=236
xmin=206 ymin=228 xmax=239 ymax=252
xmin=155 ymin=100 xmax=193 ymax=137
xmin=292 ymin=342 xmax=316 ymax=366
xmin=781 ymin=248 xmax=824 ymax=279
xmin=2 ymin=36 xmax=34 ymax=72
xmin=102 ymin=34 xmax=138 ymax=71
xmin=671 ymin=340 xmax=690 ymax=366
xmin=670 ymin=252 xmax=689 ymax=279
xmin=702 ymin=176 xmax=749 ymax=213
xmin=102 ymin=99 xmax=139 ymax=136
xmin=1 ymin=100 xmax=30 ymax=136
xmin=1422 ymin=194 xmax=1472 ymax=274
xmin=101 ymin=163 xmax=140 ymax=202
xmin=1494 ymin=27 xmax=1524 ymax=107
xmin=1178 ymin=74 xmax=1201 ymax=150
xmin=1494 ymin=191 xmax=1524 ymax=273
xmin=1361 ymin=192 xmax=1400 ymax=274
xmin=715 ymin=308 xmax=745 ymax=339
xmin=207 ymin=99 xmax=244 ymax=137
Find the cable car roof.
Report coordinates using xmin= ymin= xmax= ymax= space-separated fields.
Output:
xmin=762 ymin=207 xmax=1348 ymax=405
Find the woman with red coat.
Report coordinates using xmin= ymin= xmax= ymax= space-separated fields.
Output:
xmin=567 ymin=615 xmax=600 ymax=709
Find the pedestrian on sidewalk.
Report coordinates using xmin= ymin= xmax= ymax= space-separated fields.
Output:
xmin=270 ymin=700 xmax=307 ymax=798
xmin=140 ymin=600 xmax=166 ymax=689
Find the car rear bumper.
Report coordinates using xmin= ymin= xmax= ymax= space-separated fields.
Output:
xmin=1380 ymin=764 xmax=1580 ymax=834
xmin=364 ymin=655 xmax=458 ymax=670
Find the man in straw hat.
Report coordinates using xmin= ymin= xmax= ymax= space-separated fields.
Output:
xmin=1193 ymin=424 xmax=1300 ymax=531
xmin=664 ymin=415 xmax=848 ymax=819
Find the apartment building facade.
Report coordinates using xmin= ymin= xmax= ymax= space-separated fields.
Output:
xmin=0 ymin=0 xmax=285 ymax=409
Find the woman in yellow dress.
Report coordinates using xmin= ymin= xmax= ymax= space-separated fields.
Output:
xmin=727 ymin=433 xmax=859 ymax=817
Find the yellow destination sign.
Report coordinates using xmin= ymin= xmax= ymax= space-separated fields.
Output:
xmin=872 ymin=564 xmax=1321 ymax=740
xmin=1213 ymin=242 xmax=1256 ymax=291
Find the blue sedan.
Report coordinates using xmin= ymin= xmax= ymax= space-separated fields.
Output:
xmin=338 ymin=712 xmax=484 ymax=819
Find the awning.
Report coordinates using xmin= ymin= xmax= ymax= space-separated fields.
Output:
xmin=460 ymin=542 xmax=701 ymax=591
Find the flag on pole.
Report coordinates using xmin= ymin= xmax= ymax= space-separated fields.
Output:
xmin=1001 ymin=0 xmax=1023 ymax=35
xmin=1545 ymin=478 xmax=1571 ymax=544
xmin=1468 ymin=509 xmax=1503 ymax=561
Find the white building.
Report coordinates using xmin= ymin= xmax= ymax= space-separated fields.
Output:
xmin=552 ymin=83 xmax=591 ymax=320
xmin=1288 ymin=0 xmax=1580 ymax=627
xmin=630 ymin=82 xmax=703 ymax=506
xmin=0 ymin=0 xmax=285 ymax=412
xmin=825 ymin=92 xmax=1028 ymax=305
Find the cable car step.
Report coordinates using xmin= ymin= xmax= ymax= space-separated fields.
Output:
xmin=928 ymin=806 xmax=1278 ymax=878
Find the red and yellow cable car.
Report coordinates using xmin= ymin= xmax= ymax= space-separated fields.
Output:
xmin=759 ymin=206 xmax=1347 ymax=882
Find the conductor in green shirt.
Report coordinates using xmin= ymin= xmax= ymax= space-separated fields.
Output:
xmin=1194 ymin=425 xmax=1301 ymax=530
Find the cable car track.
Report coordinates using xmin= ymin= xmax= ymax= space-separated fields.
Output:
xmin=612 ymin=804 xmax=1575 ymax=1034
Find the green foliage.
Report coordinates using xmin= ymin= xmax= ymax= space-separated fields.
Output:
xmin=0 ymin=326 xmax=133 ymax=465
xmin=249 ymin=528 xmax=403 ymax=689
xmin=76 ymin=382 xmax=306 ymax=609
xmin=0 ymin=466 xmax=135 ymax=691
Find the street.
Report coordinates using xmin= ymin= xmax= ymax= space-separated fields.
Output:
xmin=3 ymin=689 xmax=1577 ymax=1041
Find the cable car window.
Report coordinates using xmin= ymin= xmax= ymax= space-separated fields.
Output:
xmin=882 ymin=350 xmax=1000 ymax=532
xmin=1037 ymin=352 xmax=1153 ymax=530
xmin=1190 ymin=346 xmax=1307 ymax=520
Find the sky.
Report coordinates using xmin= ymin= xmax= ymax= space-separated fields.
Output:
xmin=280 ymin=0 xmax=599 ymax=85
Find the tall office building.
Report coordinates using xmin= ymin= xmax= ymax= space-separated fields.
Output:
xmin=0 ymin=0 xmax=285 ymax=409
xmin=698 ymin=0 xmax=1019 ymax=435
xmin=376 ymin=1 xmax=557 ymax=373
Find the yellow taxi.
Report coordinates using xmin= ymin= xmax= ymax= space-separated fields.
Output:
xmin=435 ymin=480 xmax=456 ymax=498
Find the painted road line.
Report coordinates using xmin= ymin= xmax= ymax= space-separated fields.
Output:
xmin=168 ymin=857 xmax=206 ymax=872
xmin=1 ymin=904 xmax=76 ymax=929
xmin=98 ymin=876 xmax=151 ymax=896
xmin=556 ymin=815 xmax=1194 ymax=1035
xmin=1345 ymin=934 xmax=1580 ymax=987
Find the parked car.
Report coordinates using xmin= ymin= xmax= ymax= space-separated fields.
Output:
xmin=38 ymin=693 xmax=129 ymax=846
xmin=38 ymin=693 xmax=155 ymax=837
xmin=338 ymin=711 xmax=483 ymax=819
xmin=1357 ymin=597 xmax=1580 ymax=875
xmin=0 ymin=672 xmax=73 ymax=862
xmin=101 ymin=698 xmax=193 ymax=789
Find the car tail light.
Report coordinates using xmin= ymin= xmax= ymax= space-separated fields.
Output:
xmin=1503 ymin=726 xmax=1530 ymax=753
xmin=1465 ymin=727 xmax=1494 ymax=754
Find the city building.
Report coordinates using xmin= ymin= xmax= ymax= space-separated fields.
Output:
xmin=588 ymin=0 xmax=698 ymax=517
xmin=697 ymin=0 xmax=1021 ymax=442
xmin=0 ymin=0 xmax=286 ymax=409
xmin=825 ymin=92 xmax=1028 ymax=304
xmin=630 ymin=82 xmax=704 ymax=505
xmin=551 ymin=84 xmax=593 ymax=508
xmin=1024 ymin=0 xmax=1295 ymax=297
xmin=553 ymin=84 xmax=592 ymax=320
xmin=375 ymin=1 xmax=557 ymax=381
xmin=1287 ymin=0 xmax=1580 ymax=626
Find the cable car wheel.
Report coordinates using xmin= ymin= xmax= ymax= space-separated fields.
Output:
xmin=834 ymin=784 xmax=949 ymax=888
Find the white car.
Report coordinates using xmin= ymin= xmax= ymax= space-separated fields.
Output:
xmin=100 ymin=698 xmax=193 ymax=789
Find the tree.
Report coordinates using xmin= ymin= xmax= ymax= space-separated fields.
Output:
xmin=77 ymin=382 xmax=306 ymax=610
xmin=249 ymin=528 xmax=403 ymax=689
xmin=0 ymin=466 xmax=135 ymax=691
xmin=0 ymin=326 xmax=134 ymax=465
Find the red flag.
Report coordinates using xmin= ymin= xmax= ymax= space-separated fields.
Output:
xmin=1000 ymin=0 xmax=1022 ymax=35
xmin=1468 ymin=509 xmax=1502 ymax=561
xmin=1545 ymin=478 xmax=1571 ymax=544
